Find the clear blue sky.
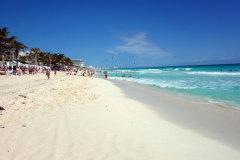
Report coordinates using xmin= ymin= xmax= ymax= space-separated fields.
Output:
xmin=2 ymin=0 xmax=240 ymax=68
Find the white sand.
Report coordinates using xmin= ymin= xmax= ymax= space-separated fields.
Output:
xmin=0 ymin=72 xmax=240 ymax=160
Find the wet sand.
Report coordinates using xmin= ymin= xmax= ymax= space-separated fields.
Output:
xmin=111 ymin=79 xmax=240 ymax=151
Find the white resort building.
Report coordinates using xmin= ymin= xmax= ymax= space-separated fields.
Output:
xmin=19 ymin=51 xmax=30 ymax=56
xmin=72 ymin=59 xmax=84 ymax=68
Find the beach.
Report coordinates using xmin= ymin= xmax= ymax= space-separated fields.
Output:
xmin=1 ymin=72 xmax=240 ymax=160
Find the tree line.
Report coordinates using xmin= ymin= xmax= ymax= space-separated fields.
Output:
xmin=0 ymin=27 xmax=73 ymax=69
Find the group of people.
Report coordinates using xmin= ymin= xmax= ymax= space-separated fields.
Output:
xmin=17 ymin=66 xmax=52 ymax=79
xmin=63 ymin=69 xmax=95 ymax=78
xmin=45 ymin=69 xmax=58 ymax=79
xmin=0 ymin=67 xmax=8 ymax=76
xmin=65 ymin=69 xmax=77 ymax=75
xmin=0 ymin=67 xmax=7 ymax=71
xmin=0 ymin=65 xmax=51 ymax=76
xmin=2 ymin=65 xmax=97 ymax=80
xmin=87 ymin=70 xmax=94 ymax=77
xmin=16 ymin=66 xmax=52 ymax=75
xmin=80 ymin=70 xmax=95 ymax=77
xmin=102 ymin=70 xmax=135 ymax=79
xmin=121 ymin=74 xmax=131 ymax=78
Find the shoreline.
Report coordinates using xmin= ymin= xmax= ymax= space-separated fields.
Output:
xmin=99 ymin=63 xmax=240 ymax=110
xmin=104 ymin=74 xmax=240 ymax=110
xmin=1 ymin=73 xmax=240 ymax=159
xmin=109 ymin=76 xmax=240 ymax=110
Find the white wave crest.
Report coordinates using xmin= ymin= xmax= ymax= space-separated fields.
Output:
xmin=108 ymin=77 xmax=197 ymax=89
xmin=134 ymin=69 xmax=163 ymax=74
xmin=187 ymin=71 xmax=240 ymax=76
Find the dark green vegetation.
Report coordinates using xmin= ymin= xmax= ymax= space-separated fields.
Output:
xmin=0 ymin=27 xmax=73 ymax=68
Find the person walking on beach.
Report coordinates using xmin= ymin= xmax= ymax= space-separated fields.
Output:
xmin=46 ymin=69 xmax=50 ymax=79
xmin=105 ymin=73 xmax=107 ymax=79
xmin=88 ymin=70 xmax=91 ymax=78
xmin=54 ymin=69 xmax=57 ymax=76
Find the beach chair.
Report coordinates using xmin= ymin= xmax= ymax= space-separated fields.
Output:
xmin=0 ymin=70 xmax=13 ymax=77
xmin=0 ymin=71 xmax=6 ymax=75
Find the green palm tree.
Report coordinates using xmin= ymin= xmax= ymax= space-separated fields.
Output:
xmin=63 ymin=57 xmax=73 ymax=68
xmin=47 ymin=52 xmax=52 ymax=68
xmin=1 ymin=45 xmax=10 ymax=60
xmin=30 ymin=47 xmax=41 ymax=66
xmin=12 ymin=40 xmax=27 ymax=68
xmin=5 ymin=43 xmax=15 ymax=60
xmin=28 ymin=49 xmax=35 ymax=64
xmin=56 ymin=53 xmax=65 ymax=69
xmin=38 ymin=51 xmax=48 ymax=67
xmin=0 ymin=27 xmax=18 ymax=61
xmin=5 ymin=36 xmax=18 ymax=60
xmin=51 ymin=53 xmax=58 ymax=66
xmin=19 ymin=55 xmax=27 ymax=62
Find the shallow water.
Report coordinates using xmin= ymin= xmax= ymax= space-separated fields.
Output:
xmin=97 ymin=64 xmax=240 ymax=109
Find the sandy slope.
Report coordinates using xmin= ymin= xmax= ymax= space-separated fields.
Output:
xmin=0 ymin=72 xmax=240 ymax=160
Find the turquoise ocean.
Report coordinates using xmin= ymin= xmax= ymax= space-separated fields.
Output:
xmin=97 ymin=64 xmax=240 ymax=109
